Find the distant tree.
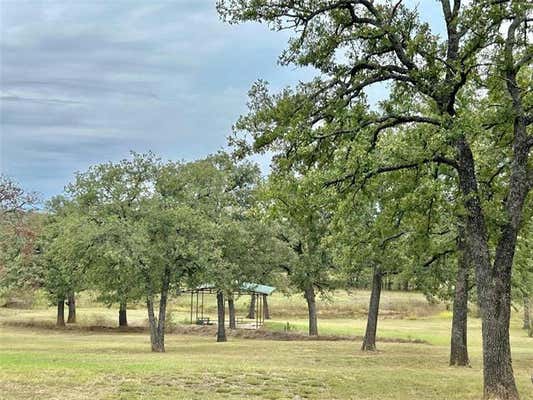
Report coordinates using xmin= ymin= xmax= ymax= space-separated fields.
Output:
xmin=164 ymin=153 xmax=290 ymax=342
xmin=86 ymin=218 xmax=146 ymax=327
xmin=67 ymin=152 xmax=159 ymax=327
xmin=260 ymin=174 xmax=336 ymax=337
xmin=141 ymin=194 xmax=214 ymax=351
xmin=40 ymin=198 xmax=94 ymax=326
xmin=0 ymin=176 xmax=40 ymax=305
xmin=66 ymin=153 xmax=213 ymax=351
xmin=216 ymin=216 xmax=293 ymax=337
xmin=329 ymin=174 xmax=414 ymax=351
xmin=0 ymin=212 xmax=43 ymax=302
xmin=0 ymin=175 xmax=37 ymax=216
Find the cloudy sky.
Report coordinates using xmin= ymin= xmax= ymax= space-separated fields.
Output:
xmin=0 ymin=0 xmax=443 ymax=201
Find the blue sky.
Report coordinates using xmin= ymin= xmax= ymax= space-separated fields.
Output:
xmin=0 ymin=0 xmax=444 ymax=201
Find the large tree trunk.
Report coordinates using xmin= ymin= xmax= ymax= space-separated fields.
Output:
xmin=56 ymin=297 xmax=65 ymax=327
xmin=119 ymin=301 xmax=128 ymax=327
xmin=304 ymin=285 xmax=318 ymax=336
xmin=247 ymin=294 xmax=256 ymax=319
xmin=478 ymin=288 xmax=517 ymax=400
xmin=450 ymin=226 xmax=470 ymax=366
xmin=228 ymin=295 xmax=236 ymax=329
xmin=263 ymin=294 xmax=270 ymax=319
xmin=217 ymin=291 xmax=227 ymax=342
xmin=456 ymin=135 xmax=522 ymax=399
xmin=469 ymin=16 xmax=533 ymax=399
xmin=67 ymin=292 xmax=76 ymax=324
xmin=362 ymin=266 xmax=382 ymax=351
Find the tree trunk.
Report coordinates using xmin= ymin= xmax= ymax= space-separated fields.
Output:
xmin=479 ymin=292 xmax=518 ymax=400
xmin=362 ymin=266 xmax=382 ymax=351
xmin=67 ymin=292 xmax=76 ymax=323
xmin=217 ymin=291 xmax=227 ymax=342
xmin=455 ymin=135 xmax=521 ymax=399
xmin=228 ymin=295 xmax=236 ymax=329
xmin=146 ymin=266 xmax=170 ymax=353
xmin=56 ymin=298 xmax=65 ymax=327
xmin=470 ymin=22 xmax=532 ymax=398
xmin=523 ymin=296 xmax=530 ymax=331
xmin=263 ymin=294 xmax=270 ymax=319
xmin=450 ymin=225 xmax=470 ymax=366
xmin=247 ymin=294 xmax=256 ymax=319
xmin=146 ymin=297 xmax=162 ymax=352
xmin=304 ymin=285 xmax=318 ymax=336
xmin=155 ymin=266 xmax=170 ymax=352
xmin=119 ymin=301 xmax=128 ymax=327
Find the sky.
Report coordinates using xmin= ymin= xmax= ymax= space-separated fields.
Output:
xmin=0 ymin=0 xmax=444 ymax=201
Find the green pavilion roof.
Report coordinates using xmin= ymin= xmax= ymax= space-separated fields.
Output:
xmin=239 ymin=282 xmax=276 ymax=295
xmin=193 ymin=282 xmax=275 ymax=295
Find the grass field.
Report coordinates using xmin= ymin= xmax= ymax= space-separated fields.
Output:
xmin=1 ymin=291 xmax=532 ymax=399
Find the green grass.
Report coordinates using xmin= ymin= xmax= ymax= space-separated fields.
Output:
xmin=1 ymin=291 xmax=532 ymax=399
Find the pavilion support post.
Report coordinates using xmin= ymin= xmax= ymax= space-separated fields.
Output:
xmin=254 ymin=293 xmax=260 ymax=329
xmin=259 ymin=293 xmax=263 ymax=327
xmin=190 ymin=292 xmax=193 ymax=324
xmin=201 ymin=291 xmax=204 ymax=320
xmin=195 ymin=292 xmax=198 ymax=322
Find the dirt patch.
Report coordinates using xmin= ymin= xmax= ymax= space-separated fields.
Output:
xmin=0 ymin=320 xmax=429 ymax=345
xmin=1 ymin=320 xmax=146 ymax=333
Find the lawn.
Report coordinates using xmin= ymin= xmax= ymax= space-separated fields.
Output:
xmin=1 ymin=291 xmax=532 ymax=399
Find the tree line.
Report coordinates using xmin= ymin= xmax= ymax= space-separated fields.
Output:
xmin=0 ymin=145 xmax=531 ymax=398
